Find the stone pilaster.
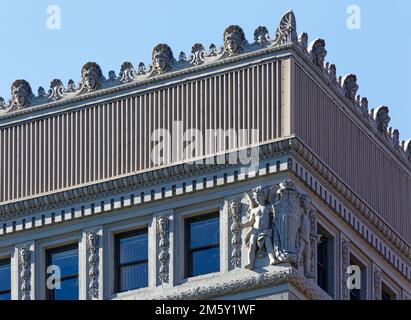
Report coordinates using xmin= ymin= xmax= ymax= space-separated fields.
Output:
xmin=81 ymin=227 xmax=103 ymax=300
xmin=14 ymin=242 xmax=35 ymax=300
xmin=340 ymin=236 xmax=350 ymax=300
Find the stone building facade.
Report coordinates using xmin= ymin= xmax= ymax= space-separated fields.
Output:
xmin=0 ymin=10 xmax=410 ymax=300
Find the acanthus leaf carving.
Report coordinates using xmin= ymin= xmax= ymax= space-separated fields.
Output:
xmin=341 ymin=239 xmax=350 ymax=300
xmin=254 ymin=26 xmax=270 ymax=47
xmin=273 ymin=10 xmax=298 ymax=45
xmin=119 ymin=62 xmax=136 ymax=83
xmin=157 ymin=216 xmax=170 ymax=284
xmin=87 ymin=232 xmax=100 ymax=299
xmin=18 ymin=246 xmax=32 ymax=300
xmin=228 ymin=200 xmax=242 ymax=268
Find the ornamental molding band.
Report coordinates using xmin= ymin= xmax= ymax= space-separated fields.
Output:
xmin=18 ymin=246 xmax=32 ymax=300
xmin=0 ymin=136 xmax=410 ymax=269
xmin=341 ymin=238 xmax=350 ymax=300
xmin=240 ymin=179 xmax=317 ymax=279
xmin=86 ymin=232 xmax=100 ymax=299
xmin=156 ymin=216 xmax=170 ymax=284
xmin=130 ymin=266 xmax=331 ymax=300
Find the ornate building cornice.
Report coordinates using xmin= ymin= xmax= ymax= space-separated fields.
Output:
xmin=1 ymin=10 xmax=409 ymax=165
xmin=0 ymin=11 xmax=296 ymax=120
xmin=290 ymin=138 xmax=411 ymax=262
xmin=121 ymin=266 xmax=330 ymax=300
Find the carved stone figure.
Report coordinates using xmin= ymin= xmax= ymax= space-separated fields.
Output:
xmin=81 ymin=62 xmax=103 ymax=92
xmin=297 ymin=195 xmax=315 ymax=278
xmin=405 ymin=140 xmax=411 ymax=162
xmin=374 ymin=106 xmax=391 ymax=134
xmin=391 ymin=129 xmax=400 ymax=146
xmin=308 ymin=39 xmax=327 ymax=68
xmin=274 ymin=10 xmax=298 ymax=45
xmin=11 ymin=80 xmax=33 ymax=110
xmin=242 ymin=186 xmax=277 ymax=269
xmin=87 ymin=232 xmax=99 ymax=299
xmin=298 ymin=33 xmax=308 ymax=50
xmin=254 ymin=26 xmax=269 ymax=46
xmin=360 ymin=97 xmax=369 ymax=115
xmin=328 ymin=64 xmax=337 ymax=84
xmin=152 ymin=44 xmax=174 ymax=74
xmin=37 ymin=87 xmax=46 ymax=98
xmin=273 ymin=180 xmax=306 ymax=265
xmin=223 ymin=25 xmax=246 ymax=56
xmin=157 ymin=216 xmax=170 ymax=284
xmin=342 ymin=74 xmax=359 ymax=101
xmin=18 ymin=246 xmax=31 ymax=300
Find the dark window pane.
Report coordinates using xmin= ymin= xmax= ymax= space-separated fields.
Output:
xmin=50 ymin=248 xmax=78 ymax=277
xmin=0 ymin=261 xmax=11 ymax=292
xmin=54 ymin=277 xmax=79 ymax=300
xmin=0 ymin=292 xmax=11 ymax=301
xmin=189 ymin=217 xmax=219 ymax=249
xmin=119 ymin=233 xmax=148 ymax=264
xmin=46 ymin=245 xmax=79 ymax=300
xmin=317 ymin=239 xmax=328 ymax=292
xmin=350 ymin=289 xmax=361 ymax=300
xmin=191 ymin=247 xmax=220 ymax=277
xmin=120 ymin=263 xmax=148 ymax=292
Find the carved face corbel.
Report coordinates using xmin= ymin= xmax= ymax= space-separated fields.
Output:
xmin=342 ymin=74 xmax=359 ymax=101
xmin=309 ymin=39 xmax=327 ymax=67
xmin=375 ymin=106 xmax=391 ymax=133
xmin=224 ymin=25 xmax=245 ymax=56
xmin=152 ymin=44 xmax=174 ymax=74
xmin=81 ymin=62 xmax=103 ymax=92
xmin=11 ymin=80 xmax=33 ymax=110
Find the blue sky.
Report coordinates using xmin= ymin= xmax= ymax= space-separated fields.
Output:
xmin=0 ymin=0 xmax=410 ymax=139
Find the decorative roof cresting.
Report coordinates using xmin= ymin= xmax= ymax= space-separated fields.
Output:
xmin=0 ymin=10 xmax=409 ymax=165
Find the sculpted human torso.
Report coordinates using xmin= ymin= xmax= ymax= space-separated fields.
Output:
xmin=251 ymin=205 xmax=273 ymax=231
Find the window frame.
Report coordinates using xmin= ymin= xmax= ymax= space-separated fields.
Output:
xmin=114 ymin=228 xmax=149 ymax=294
xmin=316 ymin=221 xmax=336 ymax=298
xmin=0 ymin=258 xmax=11 ymax=300
xmin=185 ymin=212 xmax=220 ymax=278
xmin=45 ymin=243 xmax=79 ymax=301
